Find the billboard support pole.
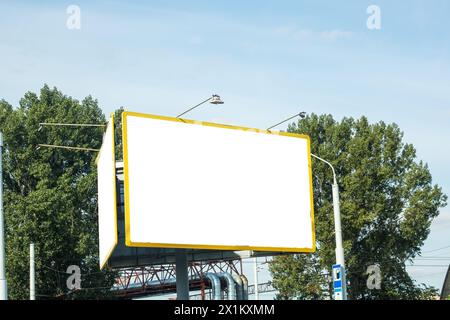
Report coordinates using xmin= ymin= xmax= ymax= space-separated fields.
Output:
xmin=175 ymin=249 xmax=189 ymax=300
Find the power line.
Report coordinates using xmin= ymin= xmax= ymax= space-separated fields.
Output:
xmin=414 ymin=258 xmax=450 ymax=260
xmin=411 ymin=272 xmax=445 ymax=278
xmin=37 ymin=144 xmax=100 ymax=152
xmin=38 ymin=122 xmax=106 ymax=128
xmin=406 ymin=264 xmax=449 ymax=267
xmin=421 ymin=245 xmax=450 ymax=254
xmin=41 ymin=265 xmax=109 ymax=276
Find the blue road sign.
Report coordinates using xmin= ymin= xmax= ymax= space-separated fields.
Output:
xmin=332 ymin=264 xmax=345 ymax=300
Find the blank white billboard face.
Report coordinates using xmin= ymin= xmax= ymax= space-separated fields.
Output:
xmin=97 ymin=115 xmax=117 ymax=269
xmin=123 ymin=112 xmax=315 ymax=252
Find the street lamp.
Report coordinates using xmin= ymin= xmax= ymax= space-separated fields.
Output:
xmin=266 ymin=111 xmax=306 ymax=131
xmin=0 ymin=132 xmax=6 ymax=300
xmin=176 ymin=94 xmax=224 ymax=118
xmin=266 ymin=113 xmax=347 ymax=300
xmin=310 ymin=153 xmax=347 ymax=300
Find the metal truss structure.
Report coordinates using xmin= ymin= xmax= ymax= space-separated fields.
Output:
xmin=113 ymin=259 xmax=242 ymax=299
xmin=247 ymin=282 xmax=276 ymax=295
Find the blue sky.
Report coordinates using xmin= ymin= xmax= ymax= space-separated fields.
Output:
xmin=1 ymin=0 xmax=449 ymax=295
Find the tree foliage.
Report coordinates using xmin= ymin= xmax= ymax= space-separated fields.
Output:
xmin=269 ymin=114 xmax=447 ymax=300
xmin=0 ymin=85 xmax=116 ymax=299
xmin=270 ymin=253 xmax=330 ymax=300
xmin=113 ymin=107 xmax=124 ymax=160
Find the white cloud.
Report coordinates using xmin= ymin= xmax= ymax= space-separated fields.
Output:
xmin=320 ymin=29 xmax=353 ymax=41
xmin=292 ymin=29 xmax=314 ymax=40
xmin=273 ymin=26 xmax=353 ymax=41
xmin=272 ymin=26 xmax=295 ymax=36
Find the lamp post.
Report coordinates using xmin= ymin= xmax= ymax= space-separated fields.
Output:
xmin=267 ymin=113 xmax=347 ymax=300
xmin=176 ymin=94 xmax=224 ymax=118
xmin=0 ymin=132 xmax=7 ymax=300
xmin=310 ymin=153 xmax=347 ymax=300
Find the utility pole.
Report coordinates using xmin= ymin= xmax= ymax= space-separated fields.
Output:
xmin=332 ymin=182 xmax=345 ymax=270
xmin=30 ymin=243 xmax=35 ymax=300
xmin=311 ymin=153 xmax=347 ymax=300
xmin=0 ymin=132 xmax=7 ymax=300
xmin=253 ymin=257 xmax=259 ymax=300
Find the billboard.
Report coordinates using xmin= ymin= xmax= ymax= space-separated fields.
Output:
xmin=97 ymin=114 xmax=118 ymax=269
xmin=122 ymin=111 xmax=315 ymax=252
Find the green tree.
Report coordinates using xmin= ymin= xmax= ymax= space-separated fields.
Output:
xmin=113 ymin=107 xmax=125 ymax=160
xmin=269 ymin=114 xmax=447 ymax=300
xmin=270 ymin=253 xmax=330 ymax=300
xmin=0 ymin=85 xmax=116 ymax=299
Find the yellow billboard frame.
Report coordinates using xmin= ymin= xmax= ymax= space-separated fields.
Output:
xmin=122 ymin=111 xmax=316 ymax=253
xmin=96 ymin=114 xmax=118 ymax=270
